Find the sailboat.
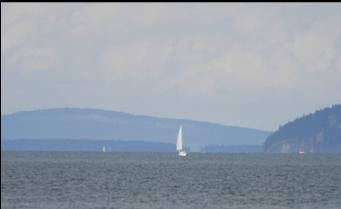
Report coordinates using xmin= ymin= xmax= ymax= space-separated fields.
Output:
xmin=176 ymin=126 xmax=187 ymax=157
xmin=102 ymin=145 xmax=106 ymax=153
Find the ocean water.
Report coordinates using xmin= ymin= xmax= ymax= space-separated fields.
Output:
xmin=1 ymin=152 xmax=341 ymax=209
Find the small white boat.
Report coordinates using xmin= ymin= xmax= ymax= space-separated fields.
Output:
xmin=299 ymin=148 xmax=305 ymax=154
xmin=176 ymin=126 xmax=187 ymax=157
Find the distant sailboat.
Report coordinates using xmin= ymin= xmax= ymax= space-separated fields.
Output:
xmin=299 ymin=147 xmax=305 ymax=154
xmin=102 ymin=145 xmax=106 ymax=153
xmin=176 ymin=126 xmax=187 ymax=157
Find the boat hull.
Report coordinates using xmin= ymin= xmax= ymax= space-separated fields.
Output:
xmin=178 ymin=150 xmax=187 ymax=157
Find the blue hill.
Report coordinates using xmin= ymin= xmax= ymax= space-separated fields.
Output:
xmin=1 ymin=108 xmax=270 ymax=152
xmin=264 ymin=104 xmax=341 ymax=153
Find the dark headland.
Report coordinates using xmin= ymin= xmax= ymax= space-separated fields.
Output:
xmin=264 ymin=104 xmax=341 ymax=153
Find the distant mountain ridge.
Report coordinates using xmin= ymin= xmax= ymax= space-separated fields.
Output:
xmin=1 ymin=108 xmax=270 ymax=152
xmin=264 ymin=104 xmax=341 ymax=153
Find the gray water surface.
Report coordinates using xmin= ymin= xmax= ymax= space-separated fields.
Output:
xmin=1 ymin=152 xmax=341 ymax=209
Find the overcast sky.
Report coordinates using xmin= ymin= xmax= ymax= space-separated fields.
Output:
xmin=1 ymin=3 xmax=341 ymax=131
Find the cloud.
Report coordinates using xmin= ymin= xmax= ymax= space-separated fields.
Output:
xmin=6 ymin=46 xmax=57 ymax=73
xmin=98 ymin=41 xmax=173 ymax=80
xmin=288 ymin=17 xmax=341 ymax=72
xmin=1 ymin=3 xmax=341 ymax=130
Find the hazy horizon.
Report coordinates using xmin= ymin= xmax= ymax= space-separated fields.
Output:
xmin=1 ymin=105 xmax=339 ymax=132
xmin=1 ymin=106 xmax=273 ymax=133
xmin=2 ymin=3 xmax=341 ymax=130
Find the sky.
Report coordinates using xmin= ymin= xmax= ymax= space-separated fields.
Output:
xmin=1 ymin=3 xmax=341 ymax=131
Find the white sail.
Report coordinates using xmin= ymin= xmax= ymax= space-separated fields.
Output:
xmin=176 ymin=126 xmax=183 ymax=151
xmin=176 ymin=126 xmax=187 ymax=157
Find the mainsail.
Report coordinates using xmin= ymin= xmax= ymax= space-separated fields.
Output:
xmin=176 ymin=126 xmax=187 ymax=157
xmin=176 ymin=126 xmax=183 ymax=151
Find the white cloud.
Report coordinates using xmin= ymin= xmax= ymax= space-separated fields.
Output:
xmin=288 ymin=17 xmax=341 ymax=71
xmin=7 ymin=46 xmax=57 ymax=73
xmin=98 ymin=41 xmax=173 ymax=81
xmin=1 ymin=3 xmax=341 ymax=129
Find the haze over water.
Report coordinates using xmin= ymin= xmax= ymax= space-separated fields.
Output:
xmin=2 ymin=3 xmax=341 ymax=209
xmin=2 ymin=152 xmax=341 ymax=209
